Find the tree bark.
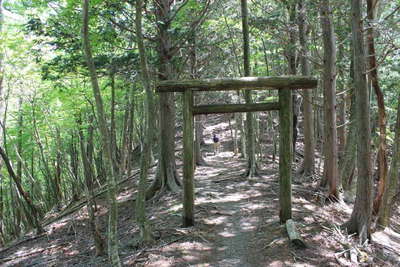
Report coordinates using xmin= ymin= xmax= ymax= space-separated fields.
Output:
xmin=0 ymin=0 xmax=3 ymax=100
xmin=320 ymin=0 xmax=340 ymax=200
xmin=78 ymin=118 xmax=105 ymax=256
xmin=110 ymin=69 xmax=118 ymax=170
xmin=32 ymin=102 xmax=54 ymax=207
xmin=367 ymin=0 xmax=388 ymax=215
xmin=0 ymin=2 xmax=5 ymax=245
xmin=378 ymin=94 xmax=400 ymax=227
xmin=298 ymin=0 xmax=315 ymax=176
xmin=344 ymin=0 xmax=373 ymax=244
xmin=285 ymin=2 xmax=298 ymax=158
xmin=339 ymin=87 xmax=357 ymax=191
xmin=82 ymin=1 xmax=121 ymax=265
xmin=0 ymin=146 xmax=43 ymax=234
xmin=279 ymin=89 xmax=293 ymax=223
xmin=189 ymin=31 xmax=206 ymax=166
xmin=69 ymin=134 xmax=80 ymax=201
xmin=241 ymin=0 xmax=257 ymax=177
xmin=54 ymin=128 xmax=63 ymax=203
xmin=146 ymin=0 xmax=181 ymax=199
xmin=135 ymin=0 xmax=154 ymax=243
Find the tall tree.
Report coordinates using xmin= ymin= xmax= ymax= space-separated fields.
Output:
xmin=284 ymin=1 xmax=299 ymax=157
xmin=0 ymin=0 xmax=3 ymax=103
xmin=344 ymin=0 xmax=373 ymax=244
xmin=297 ymin=0 xmax=315 ymax=176
xmin=0 ymin=146 xmax=43 ymax=234
xmin=0 ymin=0 xmax=4 ymax=245
xmin=146 ymin=0 xmax=209 ymax=197
xmin=339 ymin=60 xmax=357 ymax=191
xmin=191 ymin=32 xmax=206 ymax=166
xmin=82 ymin=0 xmax=121 ymax=265
xmin=320 ymin=0 xmax=339 ymax=199
xmin=241 ymin=0 xmax=257 ymax=177
xmin=78 ymin=118 xmax=105 ymax=256
xmin=378 ymin=94 xmax=400 ymax=227
xmin=146 ymin=0 xmax=181 ymax=198
xmin=135 ymin=0 xmax=154 ymax=243
xmin=367 ymin=0 xmax=388 ymax=215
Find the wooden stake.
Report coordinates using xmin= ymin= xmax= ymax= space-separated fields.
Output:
xmin=183 ymin=89 xmax=194 ymax=227
xmin=286 ymin=219 xmax=306 ymax=248
xmin=279 ymin=88 xmax=293 ymax=223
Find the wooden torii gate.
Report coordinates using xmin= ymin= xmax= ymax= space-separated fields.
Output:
xmin=157 ymin=76 xmax=317 ymax=227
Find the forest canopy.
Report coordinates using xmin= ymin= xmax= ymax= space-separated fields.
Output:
xmin=0 ymin=0 xmax=400 ymax=266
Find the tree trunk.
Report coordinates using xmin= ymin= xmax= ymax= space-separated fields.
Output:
xmin=344 ymin=0 xmax=373 ymax=244
xmin=0 ymin=3 xmax=3 ymax=243
xmin=110 ymin=69 xmax=118 ymax=170
xmin=32 ymin=103 xmax=55 ymax=207
xmin=195 ymin=105 xmax=206 ymax=166
xmin=82 ymin=1 xmax=121 ymax=265
xmin=339 ymin=86 xmax=357 ymax=191
xmin=15 ymin=101 xmax=25 ymax=237
xmin=378 ymin=94 xmax=400 ymax=227
xmin=54 ymin=128 xmax=63 ymax=203
xmin=320 ymin=0 xmax=340 ymax=200
xmin=286 ymin=2 xmax=298 ymax=158
xmin=367 ymin=0 xmax=388 ymax=216
xmin=337 ymin=28 xmax=348 ymax=161
xmin=69 ymin=134 xmax=80 ymax=201
xmin=189 ymin=31 xmax=206 ymax=166
xmin=241 ymin=0 xmax=257 ymax=177
xmin=120 ymin=88 xmax=131 ymax=174
xmin=337 ymin=93 xmax=346 ymax=159
xmin=16 ymin=99 xmax=23 ymax=180
xmin=0 ymin=146 xmax=43 ymax=234
xmin=78 ymin=118 xmax=105 ymax=256
xmin=298 ymin=0 xmax=315 ymax=176
xmin=135 ymin=0 xmax=154 ymax=243
xmin=0 ymin=0 xmax=3 ymax=102
xmin=146 ymin=0 xmax=181 ymax=199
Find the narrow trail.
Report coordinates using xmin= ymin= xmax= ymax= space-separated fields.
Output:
xmin=195 ymin=152 xmax=278 ymax=266
xmin=145 ymin=151 xmax=304 ymax=267
xmin=2 ymin=136 xmax=400 ymax=266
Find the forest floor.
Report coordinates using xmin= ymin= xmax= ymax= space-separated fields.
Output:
xmin=1 ymin=115 xmax=400 ymax=266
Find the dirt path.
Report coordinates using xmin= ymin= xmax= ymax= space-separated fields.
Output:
xmin=196 ymin=152 xmax=273 ymax=266
xmin=2 ymin=143 xmax=400 ymax=266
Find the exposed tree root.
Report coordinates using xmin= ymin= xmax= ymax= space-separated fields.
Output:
xmin=146 ymin=162 xmax=181 ymax=200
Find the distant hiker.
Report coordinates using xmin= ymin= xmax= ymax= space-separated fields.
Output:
xmin=213 ymin=133 xmax=220 ymax=155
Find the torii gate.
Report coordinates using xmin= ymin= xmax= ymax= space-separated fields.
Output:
xmin=157 ymin=76 xmax=317 ymax=227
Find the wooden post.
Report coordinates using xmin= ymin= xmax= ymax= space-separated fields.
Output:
xmin=183 ymin=89 xmax=195 ymax=227
xmin=279 ymin=88 xmax=293 ymax=223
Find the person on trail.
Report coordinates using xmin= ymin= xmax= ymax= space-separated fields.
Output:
xmin=213 ymin=133 xmax=220 ymax=155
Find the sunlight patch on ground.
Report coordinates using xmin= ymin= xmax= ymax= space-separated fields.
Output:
xmin=198 ymin=192 xmax=250 ymax=204
xmin=373 ymin=227 xmax=400 ymax=252
xmin=117 ymin=190 xmax=135 ymax=202
xmin=206 ymin=151 xmax=235 ymax=158
xmin=219 ymin=230 xmax=236 ymax=237
xmin=240 ymin=203 xmax=265 ymax=211
xmin=51 ymin=221 xmax=68 ymax=230
xmin=14 ymin=247 xmax=32 ymax=257
xmin=239 ymin=220 xmax=258 ymax=231
xmin=205 ymin=122 xmax=230 ymax=135
xmin=159 ymin=241 xmax=213 ymax=266
xmin=203 ymin=216 xmax=228 ymax=225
